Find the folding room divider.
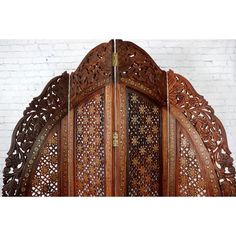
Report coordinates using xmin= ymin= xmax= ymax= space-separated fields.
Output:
xmin=2 ymin=40 xmax=236 ymax=196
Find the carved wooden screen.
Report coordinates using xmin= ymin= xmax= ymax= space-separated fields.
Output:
xmin=2 ymin=40 xmax=236 ymax=196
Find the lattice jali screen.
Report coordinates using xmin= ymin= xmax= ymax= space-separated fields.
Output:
xmin=75 ymin=93 xmax=105 ymax=196
xmin=30 ymin=126 xmax=59 ymax=197
xmin=177 ymin=127 xmax=207 ymax=196
xmin=127 ymin=90 xmax=162 ymax=196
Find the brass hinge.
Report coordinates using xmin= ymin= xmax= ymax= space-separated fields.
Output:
xmin=112 ymin=52 xmax=118 ymax=67
xmin=112 ymin=131 xmax=119 ymax=147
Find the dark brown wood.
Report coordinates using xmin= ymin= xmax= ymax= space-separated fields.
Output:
xmin=2 ymin=40 xmax=236 ymax=197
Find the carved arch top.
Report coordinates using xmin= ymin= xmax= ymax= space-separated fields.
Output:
xmin=117 ymin=40 xmax=167 ymax=105
xmin=70 ymin=41 xmax=113 ymax=107
xmin=70 ymin=40 xmax=167 ymax=106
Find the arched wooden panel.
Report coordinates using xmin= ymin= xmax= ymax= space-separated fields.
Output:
xmin=115 ymin=40 xmax=168 ymax=196
xmin=168 ymin=71 xmax=236 ymax=196
xmin=68 ymin=41 xmax=113 ymax=196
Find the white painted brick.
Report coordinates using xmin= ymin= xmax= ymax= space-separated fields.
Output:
xmin=0 ymin=71 xmax=10 ymax=77
xmin=18 ymin=58 xmax=33 ymax=64
xmin=11 ymin=45 xmax=25 ymax=51
xmin=0 ymin=39 xmax=236 ymax=193
xmin=54 ymin=43 xmax=68 ymax=50
xmin=0 ymin=46 xmax=11 ymax=52
xmin=24 ymin=44 xmax=38 ymax=51
xmin=38 ymin=44 xmax=53 ymax=50
xmin=0 ymin=64 xmax=20 ymax=71
xmin=3 ymin=58 xmax=18 ymax=64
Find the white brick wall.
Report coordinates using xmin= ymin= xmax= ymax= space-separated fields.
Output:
xmin=0 ymin=40 xmax=235 ymax=193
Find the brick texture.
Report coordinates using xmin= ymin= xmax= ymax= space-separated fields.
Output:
xmin=0 ymin=40 xmax=235 ymax=192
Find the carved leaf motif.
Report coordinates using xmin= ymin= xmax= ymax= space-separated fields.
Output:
xmin=16 ymin=133 xmax=24 ymax=142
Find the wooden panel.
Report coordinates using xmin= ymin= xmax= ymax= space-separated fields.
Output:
xmin=171 ymin=106 xmax=221 ymax=196
xmin=126 ymin=89 xmax=162 ymax=196
xmin=161 ymin=107 xmax=168 ymax=196
xmin=168 ymin=113 xmax=176 ymax=196
xmin=60 ymin=115 xmax=69 ymax=196
xmin=176 ymin=123 xmax=208 ymax=196
xmin=74 ymin=90 xmax=106 ymax=196
xmin=68 ymin=108 xmax=75 ymax=196
xmin=114 ymin=83 xmax=127 ymax=196
xmin=29 ymin=124 xmax=60 ymax=197
xmin=168 ymin=70 xmax=236 ymax=195
xmin=105 ymin=84 xmax=113 ymax=196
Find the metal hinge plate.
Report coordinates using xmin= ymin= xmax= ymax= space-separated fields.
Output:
xmin=112 ymin=131 xmax=119 ymax=147
xmin=112 ymin=52 xmax=118 ymax=67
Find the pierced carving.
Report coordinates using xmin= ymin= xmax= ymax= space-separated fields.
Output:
xmin=178 ymin=129 xmax=207 ymax=196
xmin=117 ymin=40 xmax=167 ymax=105
xmin=2 ymin=72 xmax=69 ymax=196
xmin=70 ymin=41 xmax=113 ymax=106
xmin=75 ymin=93 xmax=105 ymax=196
xmin=127 ymin=90 xmax=162 ymax=196
xmin=30 ymin=129 xmax=59 ymax=197
xmin=168 ymin=70 xmax=236 ymax=196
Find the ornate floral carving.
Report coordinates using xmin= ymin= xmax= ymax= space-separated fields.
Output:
xmin=2 ymin=72 xmax=69 ymax=196
xmin=70 ymin=41 xmax=112 ymax=106
xmin=168 ymin=70 xmax=236 ymax=196
xmin=117 ymin=40 xmax=167 ymax=105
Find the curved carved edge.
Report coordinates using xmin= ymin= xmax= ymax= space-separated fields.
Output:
xmin=20 ymin=116 xmax=64 ymax=196
xmin=70 ymin=41 xmax=113 ymax=108
xmin=171 ymin=106 xmax=221 ymax=196
xmin=168 ymin=70 xmax=236 ymax=196
xmin=2 ymin=72 xmax=69 ymax=196
xmin=116 ymin=40 xmax=167 ymax=105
